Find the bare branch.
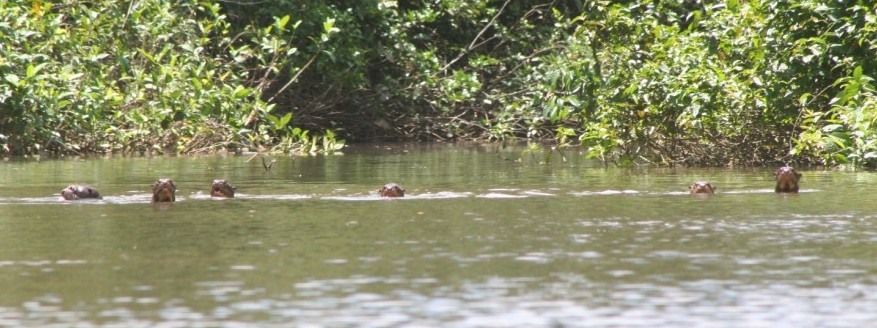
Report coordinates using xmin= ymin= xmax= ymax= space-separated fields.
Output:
xmin=439 ymin=0 xmax=512 ymax=73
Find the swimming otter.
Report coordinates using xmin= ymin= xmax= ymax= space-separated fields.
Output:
xmin=774 ymin=166 xmax=801 ymax=193
xmin=210 ymin=179 xmax=235 ymax=198
xmin=60 ymin=185 xmax=102 ymax=200
xmin=152 ymin=178 xmax=177 ymax=202
xmin=379 ymin=183 xmax=405 ymax=197
xmin=689 ymin=181 xmax=716 ymax=194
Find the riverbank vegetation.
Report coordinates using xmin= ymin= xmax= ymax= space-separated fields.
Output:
xmin=2 ymin=1 xmax=876 ymax=168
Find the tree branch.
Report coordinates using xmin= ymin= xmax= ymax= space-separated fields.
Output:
xmin=439 ymin=0 xmax=512 ymax=73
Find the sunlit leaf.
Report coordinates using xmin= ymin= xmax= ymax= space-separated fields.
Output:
xmin=233 ymin=86 xmax=251 ymax=98
xmin=136 ymin=48 xmax=157 ymax=64
xmin=822 ymin=124 xmax=844 ymax=132
xmin=279 ymin=112 xmax=292 ymax=128
xmin=323 ymin=18 xmax=335 ymax=33
xmin=90 ymin=53 xmax=109 ymax=62
xmin=4 ymin=74 xmax=19 ymax=86
xmin=276 ymin=15 xmax=290 ymax=30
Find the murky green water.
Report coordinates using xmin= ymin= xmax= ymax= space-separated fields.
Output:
xmin=2 ymin=143 xmax=877 ymax=327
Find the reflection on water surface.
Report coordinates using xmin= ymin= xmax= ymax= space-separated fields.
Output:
xmin=1 ymin=143 xmax=877 ymax=327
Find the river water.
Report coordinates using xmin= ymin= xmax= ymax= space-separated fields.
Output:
xmin=1 ymin=143 xmax=876 ymax=327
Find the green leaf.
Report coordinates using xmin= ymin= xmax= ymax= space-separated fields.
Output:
xmin=233 ymin=86 xmax=251 ymax=98
xmin=90 ymin=53 xmax=109 ymax=62
xmin=4 ymin=74 xmax=20 ymax=86
xmin=276 ymin=15 xmax=290 ymax=30
xmin=853 ymin=66 xmax=863 ymax=80
xmin=323 ymin=18 xmax=336 ymax=34
xmin=279 ymin=112 xmax=292 ymax=127
xmin=137 ymin=48 xmax=157 ymax=64
xmin=799 ymin=93 xmax=812 ymax=105
xmin=266 ymin=114 xmax=280 ymax=128
xmin=822 ymin=124 xmax=844 ymax=132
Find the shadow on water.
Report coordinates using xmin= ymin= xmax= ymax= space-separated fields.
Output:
xmin=2 ymin=143 xmax=877 ymax=327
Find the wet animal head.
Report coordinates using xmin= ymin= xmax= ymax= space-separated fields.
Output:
xmin=61 ymin=185 xmax=102 ymax=200
xmin=152 ymin=178 xmax=177 ymax=202
xmin=379 ymin=183 xmax=405 ymax=197
xmin=689 ymin=181 xmax=716 ymax=194
xmin=774 ymin=166 xmax=801 ymax=193
xmin=210 ymin=179 xmax=235 ymax=198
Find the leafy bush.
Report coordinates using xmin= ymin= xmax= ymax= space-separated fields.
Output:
xmin=3 ymin=0 xmax=876 ymax=168
xmin=791 ymin=2 xmax=877 ymax=168
xmin=0 ymin=0 xmax=339 ymax=156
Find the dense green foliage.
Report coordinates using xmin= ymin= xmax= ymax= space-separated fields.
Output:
xmin=0 ymin=0 xmax=341 ymax=155
xmin=2 ymin=0 xmax=876 ymax=167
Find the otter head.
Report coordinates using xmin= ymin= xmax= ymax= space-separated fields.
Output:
xmin=61 ymin=185 xmax=102 ymax=200
xmin=210 ymin=179 xmax=236 ymax=198
xmin=152 ymin=178 xmax=177 ymax=202
xmin=689 ymin=181 xmax=716 ymax=194
xmin=379 ymin=183 xmax=405 ymax=197
xmin=774 ymin=166 xmax=801 ymax=193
